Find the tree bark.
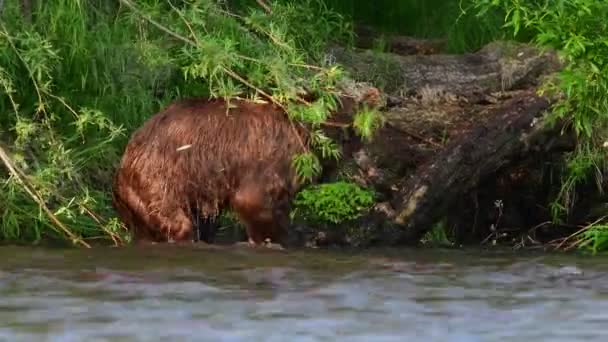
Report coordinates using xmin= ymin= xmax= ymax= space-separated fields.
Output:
xmin=327 ymin=41 xmax=561 ymax=99
xmin=20 ymin=0 xmax=32 ymax=23
xmin=387 ymin=91 xmax=555 ymax=244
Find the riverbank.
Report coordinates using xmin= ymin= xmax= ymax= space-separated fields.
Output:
xmin=0 ymin=0 xmax=606 ymax=254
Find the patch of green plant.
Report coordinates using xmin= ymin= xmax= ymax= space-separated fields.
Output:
xmin=291 ymin=181 xmax=375 ymax=225
xmin=471 ymin=0 xmax=608 ymax=252
xmin=420 ymin=219 xmax=453 ymax=246
xmin=575 ymin=223 xmax=608 ymax=255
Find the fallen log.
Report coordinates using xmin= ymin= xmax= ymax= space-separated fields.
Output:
xmin=327 ymin=41 xmax=561 ymax=100
xmin=284 ymin=40 xmax=572 ymax=248
xmin=388 ymin=91 xmax=556 ymax=244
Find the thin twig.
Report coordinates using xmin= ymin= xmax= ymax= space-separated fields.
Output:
xmin=321 ymin=121 xmax=349 ymax=128
xmin=167 ymin=0 xmax=203 ymax=43
xmin=256 ymin=0 xmax=272 ymax=13
xmin=80 ymin=206 xmax=122 ymax=246
xmin=0 ymin=146 xmax=91 ymax=248
xmin=119 ymin=0 xmax=197 ymax=46
xmin=400 ymin=127 xmax=444 ymax=148
xmin=553 ymin=216 xmax=607 ymax=250
xmin=0 ymin=25 xmax=44 ymax=115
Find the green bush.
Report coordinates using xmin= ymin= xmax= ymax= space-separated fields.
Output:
xmin=292 ymin=181 xmax=375 ymax=224
xmin=471 ymin=0 xmax=608 ymax=252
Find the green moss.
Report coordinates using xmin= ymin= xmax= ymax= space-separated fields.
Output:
xmin=292 ymin=181 xmax=375 ymax=225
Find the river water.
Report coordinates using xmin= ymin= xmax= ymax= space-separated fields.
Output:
xmin=1 ymin=244 xmax=607 ymax=341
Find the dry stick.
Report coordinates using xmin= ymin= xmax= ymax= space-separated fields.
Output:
xmin=322 ymin=121 xmax=349 ymax=128
xmin=80 ymin=206 xmax=122 ymax=246
xmin=119 ymin=0 xmax=197 ymax=46
xmin=256 ymin=0 xmax=272 ymax=14
xmin=402 ymin=128 xmax=444 ymax=148
xmin=552 ymin=215 xmax=607 ymax=250
xmin=167 ymin=0 xmax=204 ymax=42
xmin=0 ymin=146 xmax=91 ymax=248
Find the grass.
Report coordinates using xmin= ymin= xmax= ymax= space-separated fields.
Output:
xmin=232 ymin=0 xmax=509 ymax=53
xmin=0 ymin=0 xmax=375 ymax=246
xmin=0 ymin=0 xmax=150 ymax=246
xmin=319 ymin=0 xmax=507 ymax=53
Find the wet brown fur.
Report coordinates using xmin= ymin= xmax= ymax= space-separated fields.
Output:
xmin=112 ymin=97 xmax=307 ymax=245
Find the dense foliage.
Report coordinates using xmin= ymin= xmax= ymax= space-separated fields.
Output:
xmin=322 ymin=0 xmax=506 ymax=53
xmin=0 ymin=0 xmax=380 ymax=246
xmin=471 ymin=0 xmax=608 ymax=253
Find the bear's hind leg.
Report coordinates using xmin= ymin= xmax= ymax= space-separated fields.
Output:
xmin=148 ymin=204 xmax=195 ymax=243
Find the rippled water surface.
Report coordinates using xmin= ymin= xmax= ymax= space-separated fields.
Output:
xmin=1 ymin=244 xmax=608 ymax=341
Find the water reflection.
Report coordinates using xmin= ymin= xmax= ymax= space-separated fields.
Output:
xmin=0 ymin=245 xmax=607 ymax=341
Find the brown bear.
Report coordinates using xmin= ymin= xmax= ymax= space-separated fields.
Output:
xmin=112 ymin=89 xmax=381 ymax=247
